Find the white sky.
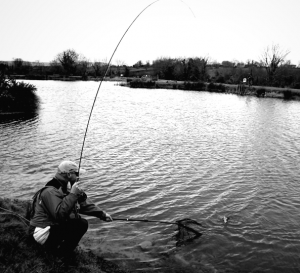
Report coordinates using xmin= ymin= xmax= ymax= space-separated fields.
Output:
xmin=0 ymin=0 xmax=299 ymax=66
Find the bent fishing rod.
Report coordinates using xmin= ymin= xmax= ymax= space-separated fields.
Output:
xmin=77 ymin=0 xmax=160 ymax=174
xmin=74 ymin=1 xmax=203 ymax=242
xmin=77 ymin=0 xmax=197 ymax=174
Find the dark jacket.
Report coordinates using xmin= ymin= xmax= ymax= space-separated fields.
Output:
xmin=30 ymin=178 xmax=106 ymax=228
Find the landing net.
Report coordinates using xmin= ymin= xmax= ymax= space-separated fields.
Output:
xmin=174 ymin=218 xmax=203 ymax=246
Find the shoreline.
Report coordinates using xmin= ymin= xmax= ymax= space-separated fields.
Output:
xmin=13 ymin=76 xmax=300 ymax=97
xmin=0 ymin=197 xmax=131 ymax=273
xmin=1 ymin=79 xmax=300 ymax=116
xmin=0 ymin=197 xmax=199 ymax=272
xmin=9 ymin=76 xmax=300 ymax=101
xmin=123 ymin=79 xmax=300 ymax=101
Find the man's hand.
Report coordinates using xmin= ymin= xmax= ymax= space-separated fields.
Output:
xmin=78 ymin=191 xmax=87 ymax=204
xmin=70 ymin=182 xmax=82 ymax=196
xmin=103 ymin=212 xmax=113 ymax=222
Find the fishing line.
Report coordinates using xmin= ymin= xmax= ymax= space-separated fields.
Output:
xmin=64 ymin=0 xmax=202 ymax=244
xmin=78 ymin=0 xmax=161 ymax=174
xmin=77 ymin=0 xmax=196 ymax=174
xmin=0 ymin=206 xmax=30 ymax=226
xmin=180 ymin=0 xmax=196 ymax=18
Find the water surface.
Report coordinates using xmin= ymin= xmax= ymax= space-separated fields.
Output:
xmin=1 ymin=81 xmax=300 ymax=272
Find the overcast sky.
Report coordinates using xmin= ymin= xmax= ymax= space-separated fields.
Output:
xmin=0 ymin=0 xmax=299 ymax=66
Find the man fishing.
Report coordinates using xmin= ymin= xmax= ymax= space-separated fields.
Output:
xmin=29 ymin=160 xmax=112 ymax=260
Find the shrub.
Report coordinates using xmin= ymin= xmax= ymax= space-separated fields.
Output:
xmin=256 ymin=88 xmax=266 ymax=97
xmin=183 ymin=81 xmax=205 ymax=91
xmin=283 ymin=89 xmax=293 ymax=100
xmin=216 ymin=75 xmax=225 ymax=83
xmin=0 ymin=78 xmax=39 ymax=112
xmin=129 ymin=80 xmax=156 ymax=88
xmin=207 ymin=83 xmax=226 ymax=93
xmin=291 ymin=82 xmax=300 ymax=90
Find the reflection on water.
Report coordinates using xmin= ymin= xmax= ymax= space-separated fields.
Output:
xmin=0 ymin=110 xmax=39 ymax=125
xmin=1 ymin=80 xmax=300 ymax=272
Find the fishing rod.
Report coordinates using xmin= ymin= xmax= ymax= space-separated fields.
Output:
xmin=75 ymin=1 xmax=203 ymax=244
xmin=77 ymin=0 xmax=196 ymax=173
xmin=78 ymin=0 xmax=160 ymax=174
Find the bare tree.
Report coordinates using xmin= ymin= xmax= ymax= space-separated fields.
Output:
xmin=13 ymin=58 xmax=23 ymax=73
xmin=115 ymin=59 xmax=126 ymax=76
xmin=260 ymin=44 xmax=290 ymax=85
xmin=133 ymin=60 xmax=143 ymax=68
xmin=115 ymin=59 xmax=125 ymax=66
xmin=198 ymin=56 xmax=210 ymax=81
xmin=92 ymin=58 xmax=108 ymax=77
xmin=50 ymin=60 xmax=63 ymax=74
xmin=92 ymin=61 xmax=102 ymax=77
xmin=77 ymin=54 xmax=90 ymax=79
xmin=55 ymin=49 xmax=79 ymax=76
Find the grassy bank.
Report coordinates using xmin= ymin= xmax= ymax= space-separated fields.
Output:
xmin=0 ymin=197 xmax=131 ymax=273
xmin=124 ymin=79 xmax=300 ymax=101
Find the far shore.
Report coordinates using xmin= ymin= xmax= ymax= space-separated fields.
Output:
xmin=21 ymin=76 xmax=300 ymax=101
xmin=121 ymin=78 xmax=300 ymax=101
xmin=1 ymin=77 xmax=300 ymax=117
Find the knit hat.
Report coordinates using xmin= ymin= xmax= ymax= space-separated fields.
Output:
xmin=57 ymin=160 xmax=86 ymax=174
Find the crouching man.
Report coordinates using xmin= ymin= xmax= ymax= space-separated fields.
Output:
xmin=29 ymin=160 xmax=112 ymax=259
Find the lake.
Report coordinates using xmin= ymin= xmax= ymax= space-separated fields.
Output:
xmin=1 ymin=80 xmax=300 ymax=272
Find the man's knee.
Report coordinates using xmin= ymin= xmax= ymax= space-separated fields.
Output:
xmin=69 ymin=218 xmax=88 ymax=235
xmin=79 ymin=218 xmax=88 ymax=234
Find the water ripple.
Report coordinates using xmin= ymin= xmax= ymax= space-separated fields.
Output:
xmin=1 ymin=81 xmax=300 ymax=272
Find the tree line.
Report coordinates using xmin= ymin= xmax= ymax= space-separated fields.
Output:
xmin=151 ymin=45 xmax=300 ymax=89
xmin=1 ymin=45 xmax=300 ymax=89
xmin=3 ymin=50 xmax=113 ymax=80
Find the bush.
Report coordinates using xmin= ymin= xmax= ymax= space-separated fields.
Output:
xmin=283 ymin=89 xmax=293 ymax=100
xmin=256 ymin=88 xmax=266 ymax=97
xmin=129 ymin=80 xmax=156 ymax=88
xmin=183 ymin=81 xmax=205 ymax=91
xmin=207 ymin=83 xmax=226 ymax=93
xmin=0 ymin=76 xmax=39 ymax=112
xmin=291 ymin=82 xmax=300 ymax=90
xmin=216 ymin=75 xmax=225 ymax=83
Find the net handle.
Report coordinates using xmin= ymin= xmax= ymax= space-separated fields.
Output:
xmin=113 ymin=217 xmax=176 ymax=225
xmin=113 ymin=217 xmax=203 ymax=236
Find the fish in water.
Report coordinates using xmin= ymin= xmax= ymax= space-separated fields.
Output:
xmin=223 ymin=216 xmax=230 ymax=224
xmin=139 ymin=240 xmax=152 ymax=250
